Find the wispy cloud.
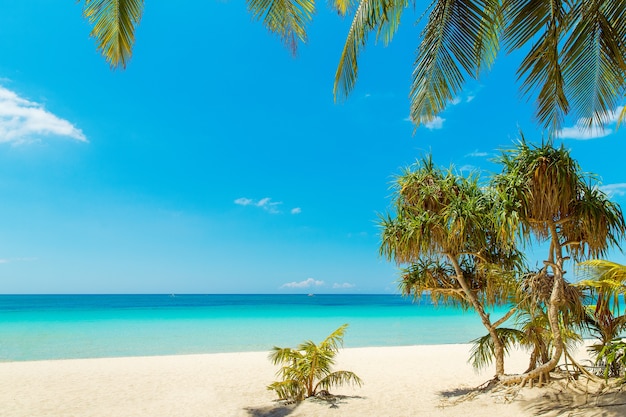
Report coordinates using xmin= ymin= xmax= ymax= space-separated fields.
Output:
xmin=0 ymin=86 xmax=87 ymax=144
xmin=235 ymin=197 xmax=283 ymax=214
xmin=0 ymin=257 xmax=37 ymax=265
xmin=458 ymin=164 xmax=476 ymax=173
xmin=557 ymin=106 xmax=623 ymax=140
xmin=600 ymin=183 xmax=626 ymax=198
xmin=423 ymin=116 xmax=445 ymax=130
xmin=332 ymin=282 xmax=355 ymax=289
xmin=290 ymin=207 xmax=302 ymax=214
xmin=465 ymin=149 xmax=489 ymax=158
xmin=281 ymin=278 xmax=325 ymax=289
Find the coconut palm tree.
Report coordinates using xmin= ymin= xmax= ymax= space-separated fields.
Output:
xmin=81 ymin=1 xmax=626 ymax=133
xmin=267 ymin=324 xmax=362 ymax=401
xmin=491 ymin=139 xmax=626 ymax=385
xmin=380 ymin=156 xmax=523 ymax=379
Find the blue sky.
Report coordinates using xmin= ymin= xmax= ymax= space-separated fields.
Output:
xmin=0 ymin=2 xmax=625 ymax=294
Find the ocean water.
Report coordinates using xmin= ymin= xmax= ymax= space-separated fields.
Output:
xmin=0 ymin=294 xmax=512 ymax=362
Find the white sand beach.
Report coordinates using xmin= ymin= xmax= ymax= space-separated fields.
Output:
xmin=1 ymin=343 xmax=624 ymax=417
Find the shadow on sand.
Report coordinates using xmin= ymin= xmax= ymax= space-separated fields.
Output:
xmin=518 ymin=384 xmax=626 ymax=417
xmin=244 ymin=403 xmax=300 ymax=417
xmin=244 ymin=395 xmax=366 ymax=416
xmin=436 ymin=377 xmax=626 ymax=417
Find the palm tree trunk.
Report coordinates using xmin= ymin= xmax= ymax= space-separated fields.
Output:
xmin=501 ymin=226 xmax=566 ymax=386
xmin=448 ymin=254 xmax=506 ymax=378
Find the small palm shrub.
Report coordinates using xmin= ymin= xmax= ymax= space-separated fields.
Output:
xmin=594 ymin=339 xmax=626 ymax=380
xmin=267 ymin=324 xmax=363 ymax=401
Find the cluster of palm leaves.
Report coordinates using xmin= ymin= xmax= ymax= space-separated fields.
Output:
xmin=381 ymin=139 xmax=626 ymax=384
xmin=267 ymin=324 xmax=362 ymax=401
xmin=80 ymin=1 xmax=626 ymax=133
xmin=576 ymin=260 xmax=626 ymax=380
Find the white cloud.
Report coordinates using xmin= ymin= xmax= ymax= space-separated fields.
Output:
xmin=450 ymin=97 xmax=461 ymax=105
xmin=423 ymin=116 xmax=445 ymax=130
xmin=234 ymin=197 xmax=283 ymax=213
xmin=557 ymin=126 xmax=612 ymax=140
xmin=281 ymin=278 xmax=325 ymax=289
xmin=458 ymin=164 xmax=476 ymax=173
xmin=600 ymin=183 xmax=626 ymax=198
xmin=557 ymin=106 xmax=623 ymax=140
xmin=465 ymin=149 xmax=488 ymax=158
xmin=0 ymin=86 xmax=87 ymax=143
xmin=291 ymin=207 xmax=301 ymax=214
xmin=0 ymin=257 xmax=36 ymax=265
xmin=234 ymin=197 xmax=253 ymax=206
xmin=332 ymin=282 xmax=355 ymax=289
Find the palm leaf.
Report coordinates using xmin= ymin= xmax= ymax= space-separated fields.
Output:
xmin=561 ymin=0 xmax=626 ymax=130
xmin=315 ymin=370 xmax=363 ymax=392
xmin=503 ymin=0 xmax=570 ymax=131
xmin=247 ymin=0 xmax=316 ymax=54
xmin=410 ymin=0 xmax=500 ymax=127
xmin=83 ymin=0 xmax=144 ymax=69
xmin=334 ymin=0 xmax=408 ymax=101
xmin=469 ymin=327 xmax=525 ymax=370
xmin=267 ymin=379 xmax=306 ymax=400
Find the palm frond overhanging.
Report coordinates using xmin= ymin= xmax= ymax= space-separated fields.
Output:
xmin=82 ymin=0 xmax=144 ymax=69
xmin=247 ymin=0 xmax=316 ymax=54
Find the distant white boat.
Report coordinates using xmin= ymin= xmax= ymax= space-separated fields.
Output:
xmin=308 ymin=294 xmax=315 ymax=297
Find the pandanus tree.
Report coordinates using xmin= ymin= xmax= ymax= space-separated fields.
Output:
xmin=469 ymin=274 xmax=586 ymax=379
xmin=492 ymin=139 xmax=626 ymax=385
xmin=79 ymin=1 xmax=626 ymax=133
xmin=379 ymin=156 xmax=524 ymax=379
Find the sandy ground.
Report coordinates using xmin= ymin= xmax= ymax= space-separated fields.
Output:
xmin=1 ymin=344 xmax=625 ymax=417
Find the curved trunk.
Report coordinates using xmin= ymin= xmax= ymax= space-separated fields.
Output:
xmin=501 ymin=224 xmax=566 ymax=386
xmin=448 ymin=254 xmax=506 ymax=378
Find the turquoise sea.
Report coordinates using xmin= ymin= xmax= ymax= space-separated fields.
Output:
xmin=0 ymin=294 xmax=511 ymax=362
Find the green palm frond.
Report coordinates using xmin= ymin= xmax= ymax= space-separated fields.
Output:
xmin=315 ymin=370 xmax=363 ymax=392
xmin=410 ymin=0 xmax=500 ymax=127
xmin=329 ymin=0 xmax=357 ymax=16
xmin=334 ymin=0 xmax=408 ymax=100
xmin=561 ymin=1 xmax=626 ymax=130
xmin=267 ymin=379 xmax=307 ymax=401
xmin=82 ymin=0 xmax=144 ymax=69
xmin=503 ymin=0 xmax=571 ymax=130
xmin=578 ymin=260 xmax=626 ymax=287
xmin=319 ymin=323 xmax=348 ymax=352
xmin=247 ymin=0 xmax=316 ymax=54
xmin=469 ymin=327 xmax=525 ymax=370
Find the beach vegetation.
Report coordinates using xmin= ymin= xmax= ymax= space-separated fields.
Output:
xmin=576 ymin=260 xmax=626 ymax=379
xmin=267 ymin=324 xmax=363 ymax=402
xmin=379 ymin=155 xmax=524 ymax=379
xmin=79 ymin=2 xmax=626 ymax=134
xmin=383 ymin=139 xmax=626 ymax=387
xmin=492 ymin=139 xmax=626 ymax=385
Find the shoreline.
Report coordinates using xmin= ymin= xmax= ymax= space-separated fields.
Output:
xmin=2 ymin=343 xmax=622 ymax=417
